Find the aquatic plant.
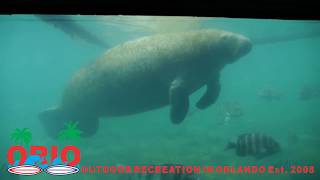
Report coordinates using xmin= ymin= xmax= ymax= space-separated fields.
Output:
xmin=58 ymin=121 xmax=83 ymax=143
xmin=10 ymin=128 xmax=32 ymax=146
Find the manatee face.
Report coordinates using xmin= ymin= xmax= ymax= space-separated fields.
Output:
xmin=214 ymin=31 xmax=252 ymax=64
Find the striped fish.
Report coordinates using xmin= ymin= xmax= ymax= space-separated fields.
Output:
xmin=225 ymin=133 xmax=281 ymax=158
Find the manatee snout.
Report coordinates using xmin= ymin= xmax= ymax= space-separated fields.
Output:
xmin=237 ymin=36 xmax=252 ymax=58
xmin=218 ymin=32 xmax=252 ymax=63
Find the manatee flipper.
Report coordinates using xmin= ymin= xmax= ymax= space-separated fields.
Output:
xmin=39 ymin=107 xmax=99 ymax=138
xmin=169 ymin=78 xmax=190 ymax=124
xmin=76 ymin=115 xmax=100 ymax=137
xmin=39 ymin=107 xmax=67 ymax=138
xmin=196 ymin=74 xmax=221 ymax=109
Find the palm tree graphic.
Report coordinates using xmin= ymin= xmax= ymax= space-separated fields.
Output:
xmin=11 ymin=128 xmax=32 ymax=146
xmin=58 ymin=121 xmax=83 ymax=142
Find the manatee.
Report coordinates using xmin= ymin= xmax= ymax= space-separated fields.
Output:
xmin=39 ymin=29 xmax=252 ymax=137
xmin=36 ymin=15 xmax=109 ymax=48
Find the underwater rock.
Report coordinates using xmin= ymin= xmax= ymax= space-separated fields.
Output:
xmin=39 ymin=29 xmax=252 ymax=138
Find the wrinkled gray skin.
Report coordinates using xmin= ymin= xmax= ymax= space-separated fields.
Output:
xmin=39 ymin=29 xmax=252 ymax=137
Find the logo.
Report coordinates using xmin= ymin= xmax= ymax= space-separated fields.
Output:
xmin=8 ymin=165 xmax=42 ymax=176
xmin=7 ymin=145 xmax=81 ymax=176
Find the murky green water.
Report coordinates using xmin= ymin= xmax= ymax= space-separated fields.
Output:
xmin=1 ymin=15 xmax=320 ymax=180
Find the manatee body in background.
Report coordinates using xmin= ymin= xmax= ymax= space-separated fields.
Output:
xmin=39 ymin=29 xmax=252 ymax=137
xmin=36 ymin=15 xmax=109 ymax=48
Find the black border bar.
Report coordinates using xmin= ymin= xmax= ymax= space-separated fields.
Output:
xmin=1 ymin=0 xmax=320 ymax=19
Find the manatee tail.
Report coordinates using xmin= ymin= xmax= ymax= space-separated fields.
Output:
xmin=39 ymin=107 xmax=100 ymax=138
xmin=39 ymin=107 xmax=66 ymax=138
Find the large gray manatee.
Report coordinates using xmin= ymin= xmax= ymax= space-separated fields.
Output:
xmin=40 ymin=29 xmax=252 ymax=137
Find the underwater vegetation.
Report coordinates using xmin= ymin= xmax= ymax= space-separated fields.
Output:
xmin=10 ymin=128 xmax=32 ymax=146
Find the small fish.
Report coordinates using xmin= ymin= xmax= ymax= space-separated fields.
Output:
xmin=215 ymin=101 xmax=244 ymax=126
xmin=258 ymin=88 xmax=283 ymax=101
xmin=225 ymin=133 xmax=281 ymax=159
xmin=223 ymin=102 xmax=243 ymax=118
xmin=299 ymin=85 xmax=320 ymax=101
